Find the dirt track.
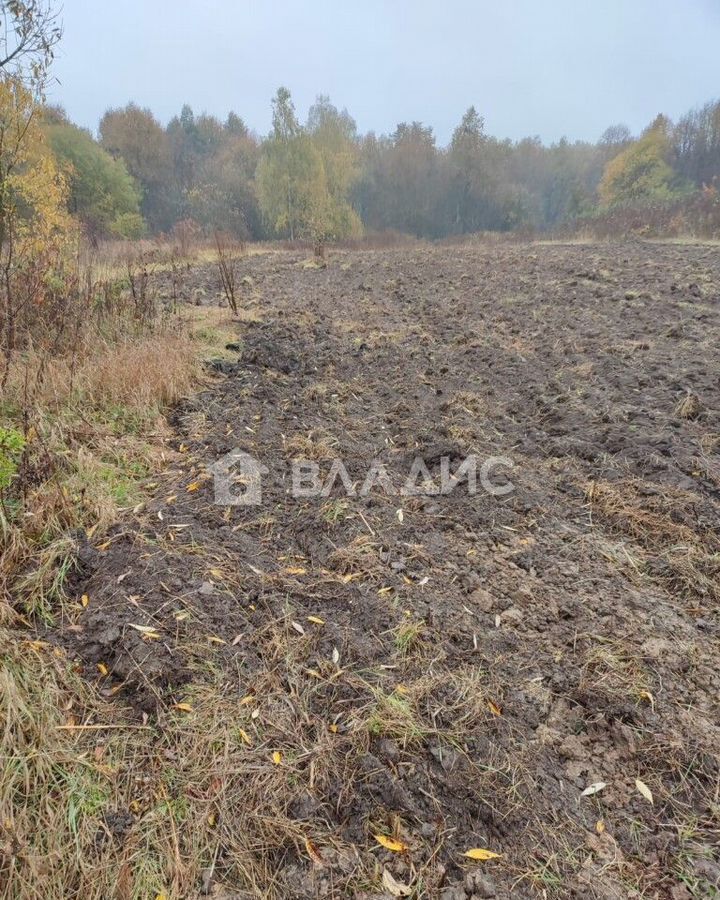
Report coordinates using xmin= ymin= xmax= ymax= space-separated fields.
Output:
xmin=59 ymin=242 xmax=719 ymax=898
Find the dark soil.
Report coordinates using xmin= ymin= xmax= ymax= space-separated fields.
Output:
xmin=56 ymin=242 xmax=720 ymax=899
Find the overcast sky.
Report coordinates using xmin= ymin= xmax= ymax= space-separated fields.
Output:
xmin=49 ymin=0 xmax=720 ymax=145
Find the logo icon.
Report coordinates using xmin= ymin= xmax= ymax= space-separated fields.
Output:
xmin=209 ymin=449 xmax=268 ymax=506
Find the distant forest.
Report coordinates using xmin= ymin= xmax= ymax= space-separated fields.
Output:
xmin=43 ymin=89 xmax=720 ymax=242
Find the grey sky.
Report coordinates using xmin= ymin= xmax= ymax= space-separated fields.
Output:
xmin=50 ymin=0 xmax=720 ymax=145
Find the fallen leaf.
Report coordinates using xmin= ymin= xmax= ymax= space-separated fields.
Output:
xmin=487 ymin=700 xmax=503 ymax=716
xmin=374 ymin=834 xmax=407 ymax=852
xmin=307 ymin=615 xmax=325 ymax=625
xmin=638 ymin=689 xmax=655 ymax=710
xmin=291 ymin=621 xmax=306 ymax=636
xmin=305 ymin=838 xmax=324 ymax=866
xmin=396 ymin=509 xmax=404 ymax=523
xmin=81 ymin=594 xmax=90 ymax=608
xmin=463 ymin=848 xmax=502 ymax=861
xmin=237 ymin=729 xmax=252 ymax=746
xmin=174 ymin=703 xmax=193 ymax=713
xmin=382 ymin=868 xmax=412 ymax=896
xmin=186 ymin=482 xmax=201 ymax=493
xmin=331 ymin=646 xmax=340 ymax=665
xmin=635 ymin=779 xmax=654 ymax=804
xmin=272 ymin=751 xmax=282 ymax=765
xmin=207 ymin=635 xmax=227 ymax=645
xmin=284 ymin=566 xmax=307 ymax=576
xmin=328 ymin=723 xmax=339 ymax=733
xmin=128 ymin=623 xmax=161 ymax=640
xmin=595 ymin=819 xmax=605 ymax=834
xmin=97 ymin=662 xmax=109 ymax=676
xmin=581 ymin=781 xmax=607 ymax=797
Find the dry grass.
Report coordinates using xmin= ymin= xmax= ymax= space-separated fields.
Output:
xmin=0 ymin=604 xmax=494 ymax=898
xmin=78 ymin=336 xmax=198 ymax=409
xmin=283 ymin=430 xmax=340 ymax=461
xmin=586 ymin=478 xmax=720 ymax=603
xmin=676 ymin=392 xmax=704 ymax=420
xmin=0 ymin=308 xmax=234 ymax=622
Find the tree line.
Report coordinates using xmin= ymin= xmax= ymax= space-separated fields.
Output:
xmin=40 ymin=87 xmax=720 ymax=242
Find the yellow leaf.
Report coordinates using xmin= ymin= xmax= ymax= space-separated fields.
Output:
xmin=374 ymin=834 xmax=407 ymax=852
xmin=81 ymin=594 xmax=90 ymax=608
xmin=463 ymin=848 xmax=502 ymax=861
xmin=596 ymin=819 xmax=605 ymax=834
xmin=487 ymin=700 xmax=503 ymax=716
xmin=329 ymin=723 xmax=339 ymax=734
xmin=638 ymin=689 xmax=655 ymax=710
xmin=272 ymin=751 xmax=282 ymax=765
xmin=238 ymin=729 xmax=252 ymax=746
xmin=97 ymin=662 xmax=109 ymax=676
xmin=174 ymin=703 xmax=193 ymax=712
xmin=635 ymin=779 xmax=654 ymax=804
xmin=240 ymin=694 xmax=255 ymax=705
xmin=186 ymin=482 xmax=201 ymax=493
xmin=207 ymin=813 xmax=216 ymax=827
xmin=307 ymin=615 xmax=325 ymax=625
xmin=284 ymin=566 xmax=307 ymax=576
xmin=207 ymin=635 xmax=227 ymax=645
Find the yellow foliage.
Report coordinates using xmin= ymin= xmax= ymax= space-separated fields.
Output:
xmin=0 ymin=77 xmax=76 ymax=258
xmin=598 ymin=124 xmax=676 ymax=208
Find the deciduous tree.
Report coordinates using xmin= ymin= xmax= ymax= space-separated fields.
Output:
xmin=44 ymin=113 xmax=144 ymax=238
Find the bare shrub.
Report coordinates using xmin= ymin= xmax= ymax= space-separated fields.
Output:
xmin=172 ymin=218 xmax=202 ymax=258
xmin=215 ymin=229 xmax=245 ymax=315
